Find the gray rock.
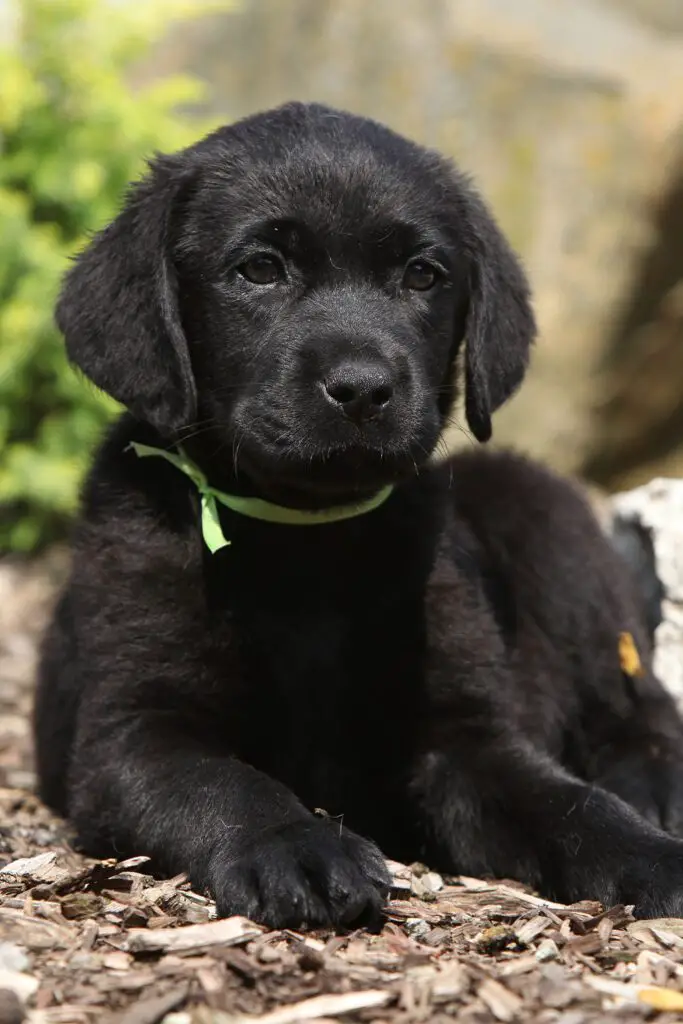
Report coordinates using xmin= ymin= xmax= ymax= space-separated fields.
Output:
xmin=611 ymin=478 xmax=683 ymax=707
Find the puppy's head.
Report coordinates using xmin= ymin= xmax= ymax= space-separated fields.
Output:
xmin=58 ymin=102 xmax=535 ymax=505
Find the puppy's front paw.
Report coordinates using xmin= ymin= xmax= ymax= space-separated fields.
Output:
xmin=210 ymin=818 xmax=390 ymax=929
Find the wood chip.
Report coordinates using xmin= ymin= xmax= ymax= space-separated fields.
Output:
xmin=197 ymin=967 xmax=225 ymax=995
xmin=223 ymin=989 xmax=393 ymax=1023
xmin=61 ymin=892 xmax=105 ymax=920
xmin=585 ymin=974 xmax=683 ymax=1012
xmin=385 ymin=859 xmax=412 ymax=897
xmin=0 ymin=851 xmax=68 ymax=885
xmin=103 ymin=951 xmax=133 ymax=971
xmin=478 ymin=978 xmax=524 ymax=1021
xmin=431 ymin=962 xmax=469 ymax=1001
xmin=584 ymin=975 xmax=640 ymax=1001
xmin=104 ymin=982 xmax=189 ymax=1024
xmin=123 ymin=916 xmax=262 ymax=953
xmin=500 ymin=955 xmax=540 ymax=976
xmin=515 ymin=915 xmax=551 ymax=946
xmin=386 ymin=900 xmax=441 ymax=923
xmin=492 ymin=886 xmax=583 ymax=912
xmin=115 ymin=857 xmax=152 ymax=872
xmin=564 ymin=933 xmax=604 ymax=957
xmin=535 ymin=938 xmax=559 ymax=962
xmin=649 ymin=927 xmax=683 ymax=949
xmin=0 ymin=908 xmax=70 ymax=951
xmin=1 ymin=851 xmax=52 ymax=874
xmin=456 ymin=876 xmax=495 ymax=890
xmin=627 ymin=918 xmax=683 ymax=948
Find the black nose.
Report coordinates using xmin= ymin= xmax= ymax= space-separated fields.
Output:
xmin=323 ymin=362 xmax=395 ymax=424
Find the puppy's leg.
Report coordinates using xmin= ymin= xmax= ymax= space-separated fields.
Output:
xmin=67 ymin=706 xmax=389 ymax=928
xmin=588 ymin=678 xmax=683 ymax=838
xmin=411 ymin=738 xmax=683 ymax=917
xmin=595 ymin=751 xmax=683 ymax=838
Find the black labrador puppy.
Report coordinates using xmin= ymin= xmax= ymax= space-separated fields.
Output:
xmin=35 ymin=102 xmax=683 ymax=929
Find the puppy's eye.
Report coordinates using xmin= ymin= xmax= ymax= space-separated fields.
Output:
xmin=238 ymin=255 xmax=283 ymax=285
xmin=403 ymin=261 xmax=438 ymax=292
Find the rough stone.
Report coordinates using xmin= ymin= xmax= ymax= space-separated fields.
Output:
xmin=611 ymin=478 xmax=683 ymax=708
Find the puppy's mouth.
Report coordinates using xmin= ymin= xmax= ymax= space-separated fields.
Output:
xmin=235 ymin=439 xmax=431 ymax=510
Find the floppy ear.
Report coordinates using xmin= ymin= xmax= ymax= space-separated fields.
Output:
xmin=460 ymin=187 xmax=536 ymax=443
xmin=56 ymin=156 xmax=197 ymax=436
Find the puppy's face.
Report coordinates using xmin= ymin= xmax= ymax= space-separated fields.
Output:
xmin=177 ymin=136 xmax=471 ymax=501
xmin=57 ymin=103 xmax=536 ymax=505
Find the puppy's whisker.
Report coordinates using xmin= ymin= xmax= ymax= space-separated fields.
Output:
xmin=442 ymin=415 xmax=477 ymax=449
xmin=175 ymin=423 xmax=222 ymax=445
xmin=206 ymin=434 xmax=237 ymax=463
xmin=412 ymin=443 xmax=431 ymax=476
xmin=178 ymin=417 xmax=217 ymax=429
xmin=231 ymin=429 xmax=246 ymax=478
xmin=206 ymin=382 xmax=273 ymax=396
xmin=434 ymin=437 xmax=452 ymax=463
xmin=175 ymin=418 xmax=218 ymax=434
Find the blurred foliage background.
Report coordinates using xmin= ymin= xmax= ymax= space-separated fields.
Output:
xmin=0 ymin=0 xmax=227 ymax=551
xmin=1 ymin=0 xmax=683 ymax=553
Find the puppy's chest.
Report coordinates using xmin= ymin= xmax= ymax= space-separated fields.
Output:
xmin=233 ymin=599 xmax=422 ymax=813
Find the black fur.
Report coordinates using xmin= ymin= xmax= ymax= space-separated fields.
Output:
xmin=610 ymin=518 xmax=664 ymax=643
xmin=35 ymin=102 xmax=683 ymax=929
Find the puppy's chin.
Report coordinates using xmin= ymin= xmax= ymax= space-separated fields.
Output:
xmin=236 ymin=441 xmax=434 ymax=511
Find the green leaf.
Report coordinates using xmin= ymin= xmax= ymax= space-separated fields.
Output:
xmin=0 ymin=0 xmax=234 ymax=552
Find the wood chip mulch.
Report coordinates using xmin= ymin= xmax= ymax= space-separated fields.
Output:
xmin=4 ymin=553 xmax=683 ymax=1023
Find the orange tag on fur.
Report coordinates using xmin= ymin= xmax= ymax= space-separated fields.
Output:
xmin=619 ymin=632 xmax=644 ymax=678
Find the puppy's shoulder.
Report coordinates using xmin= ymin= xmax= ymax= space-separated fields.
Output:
xmin=444 ymin=447 xmax=598 ymax=544
xmin=438 ymin=448 xmax=633 ymax=644
xmin=437 ymin=450 xmax=615 ymax=596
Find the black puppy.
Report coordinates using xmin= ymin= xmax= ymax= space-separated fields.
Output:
xmin=35 ymin=102 xmax=683 ymax=929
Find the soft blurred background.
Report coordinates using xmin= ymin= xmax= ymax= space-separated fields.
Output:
xmin=1 ymin=0 xmax=683 ymax=556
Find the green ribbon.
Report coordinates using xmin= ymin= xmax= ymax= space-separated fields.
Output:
xmin=127 ymin=442 xmax=394 ymax=553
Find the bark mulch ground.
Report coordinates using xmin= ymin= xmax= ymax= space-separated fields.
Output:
xmin=3 ymin=553 xmax=683 ymax=1024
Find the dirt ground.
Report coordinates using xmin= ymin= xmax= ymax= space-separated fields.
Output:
xmin=3 ymin=554 xmax=683 ymax=1024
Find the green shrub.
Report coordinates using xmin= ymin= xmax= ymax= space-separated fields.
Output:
xmin=0 ymin=0 xmax=231 ymax=552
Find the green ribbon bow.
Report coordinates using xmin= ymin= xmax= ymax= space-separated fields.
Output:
xmin=127 ymin=442 xmax=394 ymax=553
